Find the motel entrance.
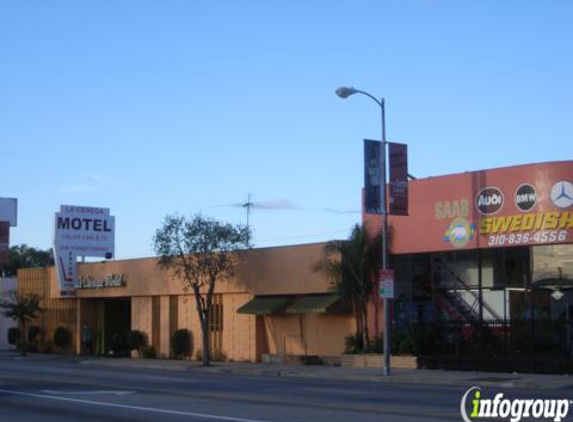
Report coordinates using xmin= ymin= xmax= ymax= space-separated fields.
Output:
xmin=80 ymin=298 xmax=131 ymax=356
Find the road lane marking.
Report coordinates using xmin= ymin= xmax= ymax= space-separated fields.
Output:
xmin=143 ymin=375 xmax=198 ymax=383
xmin=40 ymin=390 xmax=135 ymax=396
xmin=0 ymin=389 xmax=272 ymax=422
xmin=303 ymin=387 xmax=375 ymax=396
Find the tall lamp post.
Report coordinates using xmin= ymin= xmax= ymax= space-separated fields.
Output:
xmin=336 ymin=86 xmax=391 ymax=376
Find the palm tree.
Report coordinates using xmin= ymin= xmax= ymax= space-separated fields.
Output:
xmin=313 ymin=224 xmax=380 ymax=349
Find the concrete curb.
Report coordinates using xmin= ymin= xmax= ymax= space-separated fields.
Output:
xmin=4 ymin=352 xmax=573 ymax=390
xmin=77 ymin=357 xmax=573 ymax=390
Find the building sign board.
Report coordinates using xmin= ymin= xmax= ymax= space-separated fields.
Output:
xmin=76 ymin=273 xmax=126 ymax=289
xmin=0 ymin=198 xmax=17 ymax=227
xmin=54 ymin=205 xmax=115 ymax=296
xmin=372 ymin=161 xmax=573 ymax=254
xmin=0 ymin=198 xmax=17 ymax=265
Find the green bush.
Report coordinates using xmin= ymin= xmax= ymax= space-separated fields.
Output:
xmin=171 ymin=329 xmax=192 ymax=359
xmin=392 ymin=329 xmax=416 ymax=355
xmin=211 ymin=350 xmax=227 ymax=362
xmin=28 ymin=325 xmax=41 ymax=342
xmin=142 ymin=345 xmax=156 ymax=359
xmin=126 ymin=330 xmax=147 ymax=357
xmin=7 ymin=327 xmax=21 ymax=345
xmin=344 ymin=333 xmax=363 ymax=354
xmin=16 ymin=339 xmax=33 ymax=354
xmin=364 ymin=334 xmax=384 ymax=354
xmin=38 ymin=340 xmax=54 ymax=353
xmin=109 ymin=333 xmax=128 ymax=357
xmin=53 ymin=326 xmax=70 ymax=350
xmin=195 ymin=349 xmax=226 ymax=362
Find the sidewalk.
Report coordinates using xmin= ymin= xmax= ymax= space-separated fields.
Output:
xmin=77 ymin=356 xmax=573 ymax=390
xmin=3 ymin=350 xmax=573 ymax=390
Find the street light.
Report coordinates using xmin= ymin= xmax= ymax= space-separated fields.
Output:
xmin=336 ymin=86 xmax=391 ymax=376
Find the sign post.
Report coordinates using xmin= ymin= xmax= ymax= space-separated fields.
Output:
xmin=378 ymin=270 xmax=395 ymax=299
xmin=53 ymin=205 xmax=115 ymax=296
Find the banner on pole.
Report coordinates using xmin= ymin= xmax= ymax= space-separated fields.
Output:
xmin=364 ymin=139 xmax=383 ymax=215
xmin=389 ymin=142 xmax=408 ymax=216
xmin=378 ymin=269 xmax=395 ymax=299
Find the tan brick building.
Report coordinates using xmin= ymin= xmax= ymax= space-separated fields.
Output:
xmin=18 ymin=242 xmax=355 ymax=362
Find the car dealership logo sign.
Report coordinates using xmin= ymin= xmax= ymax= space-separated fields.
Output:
xmin=476 ymin=187 xmax=504 ymax=215
xmin=444 ymin=217 xmax=475 ymax=248
xmin=515 ymin=184 xmax=537 ymax=212
xmin=551 ymin=181 xmax=573 ymax=209
xmin=461 ymin=386 xmax=570 ymax=422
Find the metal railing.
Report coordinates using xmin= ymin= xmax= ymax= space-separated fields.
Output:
xmin=413 ymin=319 xmax=573 ymax=373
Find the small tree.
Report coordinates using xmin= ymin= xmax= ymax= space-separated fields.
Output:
xmin=153 ymin=214 xmax=250 ymax=366
xmin=0 ymin=292 xmax=42 ymax=344
xmin=313 ymin=224 xmax=380 ymax=349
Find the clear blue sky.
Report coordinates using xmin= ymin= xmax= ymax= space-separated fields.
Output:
xmin=1 ymin=0 xmax=572 ymax=259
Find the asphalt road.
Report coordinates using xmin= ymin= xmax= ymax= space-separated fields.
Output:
xmin=1 ymin=358 xmax=572 ymax=422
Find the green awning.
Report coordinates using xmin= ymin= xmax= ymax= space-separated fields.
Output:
xmin=286 ymin=294 xmax=341 ymax=314
xmin=237 ymin=296 xmax=290 ymax=315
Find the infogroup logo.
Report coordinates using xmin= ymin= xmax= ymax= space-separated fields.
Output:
xmin=460 ymin=387 xmax=570 ymax=422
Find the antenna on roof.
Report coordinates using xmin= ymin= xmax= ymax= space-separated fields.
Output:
xmin=242 ymin=193 xmax=254 ymax=231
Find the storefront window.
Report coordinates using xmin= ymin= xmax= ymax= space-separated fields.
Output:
xmin=532 ymin=244 xmax=573 ymax=284
xmin=532 ymin=244 xmax=573 ymax=323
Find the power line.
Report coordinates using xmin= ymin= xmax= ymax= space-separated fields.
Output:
xmin=255 ymin=228 xmax=351 ymax=243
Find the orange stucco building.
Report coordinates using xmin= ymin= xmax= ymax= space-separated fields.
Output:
xmin=18 ymin=242 xmax=355 ymax=362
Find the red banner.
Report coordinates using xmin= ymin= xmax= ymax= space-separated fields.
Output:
xmin=389 ymin=142 xmax=408 ymax=215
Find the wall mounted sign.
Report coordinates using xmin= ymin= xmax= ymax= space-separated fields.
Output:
xmin=0 ymin=198 xmax=17 ymax=265
xmin=76 ymin=273 xmax=126 ymax=289
xmin=376 ymin=161 xmax=573 ymax=254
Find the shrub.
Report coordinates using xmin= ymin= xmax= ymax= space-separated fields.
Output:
xmin=344 ymin=333 xmax=363 ymax=354
xmin=16 ymin=339 xmax=33 ymax=354
xmin=126 ymin=330 xmax=147 ymax=357
xmin=195 ymin=349 xmax=226 ymax=362
xmin=393 ymin=329 xmax=416 ymax=355
xmin=142 ymin=345 xmax=156 ymax=359
xmin=28 ymin=325 xmax=41 ymax=342
xmin=210 ymin=350 xmax=227 ymax=362
xmin=53 ymin=326 xmax=70 ymax=350
xmin=37 ymin=340 xmax=54 ymax=353
xmin=110 ymin=333 xmax=128 ymax=357
xmin=7 ymin=327 xmax=21 ymax=345
xmin=171 ymin=329 xmax=192 ymax=359
xmin=364 ymin=334 xmax=384 ymax=354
